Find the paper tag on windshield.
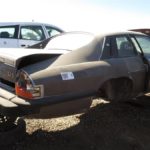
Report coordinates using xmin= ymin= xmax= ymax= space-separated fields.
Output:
xmin=61 ymin=72 xmax=74 ymax=80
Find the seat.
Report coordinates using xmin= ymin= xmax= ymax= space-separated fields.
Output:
xmin=0 ymin=31 xmax=10 ymax=38
xmin=119 ymin=41 xmax=134 ymax=57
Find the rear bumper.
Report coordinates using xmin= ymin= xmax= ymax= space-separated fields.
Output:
xmin=0 ymin=88 xmax=39 ymax=117
xmin=0 ymin=88 xmax=93 ymax=118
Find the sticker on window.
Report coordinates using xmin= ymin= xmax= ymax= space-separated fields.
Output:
xmin=61 ymin=72 xmax=74 ymax=80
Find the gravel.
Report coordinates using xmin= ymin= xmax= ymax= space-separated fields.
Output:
xmin=3 ymin=96 xmax=150 ymax=150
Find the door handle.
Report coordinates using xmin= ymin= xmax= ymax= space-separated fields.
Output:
xmin=21 ymin=44 xmax=26 ymax=47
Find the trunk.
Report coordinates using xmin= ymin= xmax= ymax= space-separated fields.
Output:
xmin=0 ymin=48 xmax=65 ymax=92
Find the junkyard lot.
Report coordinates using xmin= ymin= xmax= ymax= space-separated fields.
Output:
xmin=3 ymin=95 xmax=150 ymax=150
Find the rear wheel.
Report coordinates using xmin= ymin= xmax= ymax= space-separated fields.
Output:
xmin=104 ymin=79 xmax=132 ymax=102
xmin=0 ymin=115 xmax=26 ymax=146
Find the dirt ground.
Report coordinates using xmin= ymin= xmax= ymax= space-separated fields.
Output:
xmin=3 ymin=95 xmax=150 ymax=150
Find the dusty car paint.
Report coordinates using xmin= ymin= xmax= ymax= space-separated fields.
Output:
xmin=0 ymin=31 xmax=149 ymax=118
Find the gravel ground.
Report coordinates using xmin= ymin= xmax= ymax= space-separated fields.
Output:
xmin=3 ymin=95 xmax=150 ymax=150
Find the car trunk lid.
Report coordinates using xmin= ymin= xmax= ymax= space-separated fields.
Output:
xmin=0 ymin=48 xmax=67 ymax=90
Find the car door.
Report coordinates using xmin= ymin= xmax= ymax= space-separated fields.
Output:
xmin=0 ymin=25 xmax=19 ymax=48
xmin=106 ymin=35 xmax=146 ymax=95
xmin=18 ymin=25 xmax=46 ymax=48
xmin=131 ymin=34 xmax=150 ymax=91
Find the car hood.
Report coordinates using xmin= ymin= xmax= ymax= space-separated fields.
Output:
xmin=0 ymin=48 xmax=69 ymax=67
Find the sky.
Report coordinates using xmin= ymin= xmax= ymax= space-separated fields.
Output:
xmin=1 ymin=0 xmax=150 ymax=33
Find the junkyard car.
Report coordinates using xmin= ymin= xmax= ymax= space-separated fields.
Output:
xmin=0 ymin=22 xmax=63 ymax=48
xmin=130 ymin=28 xmax=150 ymax=36
xmin=1 ymin=31 xmax=150 ymax=141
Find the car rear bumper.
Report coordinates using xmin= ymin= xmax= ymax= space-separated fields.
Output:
xmin=0 ymin=88 xmax=93 ymax=118
xmin=0 ymin=88 xmax=39 ymax=117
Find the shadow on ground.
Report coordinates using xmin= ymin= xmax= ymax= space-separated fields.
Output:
xmin=4 ymin=95 xmax=150 ymax=150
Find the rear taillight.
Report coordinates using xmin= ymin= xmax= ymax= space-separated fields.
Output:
xmin=15 ymin=70 xmax=43 ymax=100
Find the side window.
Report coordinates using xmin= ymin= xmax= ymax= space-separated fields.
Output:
xmin=45 ymin=26 xmax=62 ymax=37
xmin=134 ymin=35 xmax=150 ymax=54
xmin=116 ymin=36 xmax=136 ymax=57
xmin=20 ymin=26 xmax=45 ymax=41
xmin=0 ymin=26 xmax=18 ymax=39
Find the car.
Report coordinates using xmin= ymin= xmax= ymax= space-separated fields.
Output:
xmin=129 ymin=28 xmax=150 ymax=36
xmin=1 ymin=31 xmax=150 ymax=138
xmin=0 ymin=22 xmax=64 ymax=48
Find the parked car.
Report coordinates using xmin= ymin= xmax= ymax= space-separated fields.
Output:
xmin=0 ymin=22 xmax=64 ymax=48
xmin=1 ymin=31 xmax=150 ymax=144
xmin=129 ymin=28 xmax=150 ymax=36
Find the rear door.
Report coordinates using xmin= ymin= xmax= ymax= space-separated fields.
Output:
xmin=0 ymin=25 xmax=19 ymax=48
xmin=18 ymin=25 xmax=46 ymax=48
xmin=106 ymin=34 xmax=146 ymax=95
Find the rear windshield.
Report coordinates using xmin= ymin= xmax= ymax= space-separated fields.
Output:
xmin=45 ymin=32 xmax=94 ymax=50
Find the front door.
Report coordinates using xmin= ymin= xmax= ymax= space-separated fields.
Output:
xmin=132 ymin=34 xmax=150 ymax=92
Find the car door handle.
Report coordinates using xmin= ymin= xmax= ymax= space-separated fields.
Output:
xmin=21 ymin=44 xmax=26 ymax=47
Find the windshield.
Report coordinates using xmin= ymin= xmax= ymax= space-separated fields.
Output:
xmin=45 ymin=32 xmax=94 ymax=50
xmin=135 ymin=35 xmax=150 ymax=53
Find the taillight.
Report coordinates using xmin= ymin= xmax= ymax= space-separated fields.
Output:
xmin=15 ymin=70 xmax=43 ymax=100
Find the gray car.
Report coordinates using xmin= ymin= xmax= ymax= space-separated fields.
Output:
xmin=0 ymin=31 xmax=150 ymax=131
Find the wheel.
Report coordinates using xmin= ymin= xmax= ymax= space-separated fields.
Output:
xmin=104 ymin=79 xmax=132 ymax=102
xmin=0 ymin=116 xmax=26 ymax=146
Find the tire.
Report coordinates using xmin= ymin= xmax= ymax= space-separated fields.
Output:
xmin=104 ymin=79 xmax=132 ymax=102
xmin=0 ymin=118 xmax=26 ymax=146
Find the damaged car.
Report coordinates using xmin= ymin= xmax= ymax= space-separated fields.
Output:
xmin=1 ymin=31 xmax=150 ymax=144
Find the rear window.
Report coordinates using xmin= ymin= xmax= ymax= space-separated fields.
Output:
xmin=45 ymin=26 xmax=62 ymax=37
xmin=45 ymin=33 xmax=94 ymax=50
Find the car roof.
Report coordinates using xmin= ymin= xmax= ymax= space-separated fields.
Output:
xmin=0 ymin=22 xmax=64 ymax=31
xmin=34 ymin=30 xmax=146 ymax=50
xmin=95 ymin=30 xmax=146 ymax=38
xmin=50 ymin=30 xmax=146 ymax=40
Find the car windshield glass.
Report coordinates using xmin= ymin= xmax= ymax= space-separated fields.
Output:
xmin=45 ymin=33 xmax=94 ymax=50
xmin=135 ymin=35 xmax=150 ymax=53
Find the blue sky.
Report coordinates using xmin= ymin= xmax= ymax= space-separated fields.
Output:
xmin=1 ymin=0 xmax=150 ymax=32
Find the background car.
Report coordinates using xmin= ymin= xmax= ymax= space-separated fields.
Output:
xmin=0 ymin=22 xmax=64 ymax=48
xmin=129 ymin=28 xmax=150 ymax=36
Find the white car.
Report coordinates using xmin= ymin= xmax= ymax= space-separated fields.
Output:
xmin=0 ymin=22 xmax=64 ymax=48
